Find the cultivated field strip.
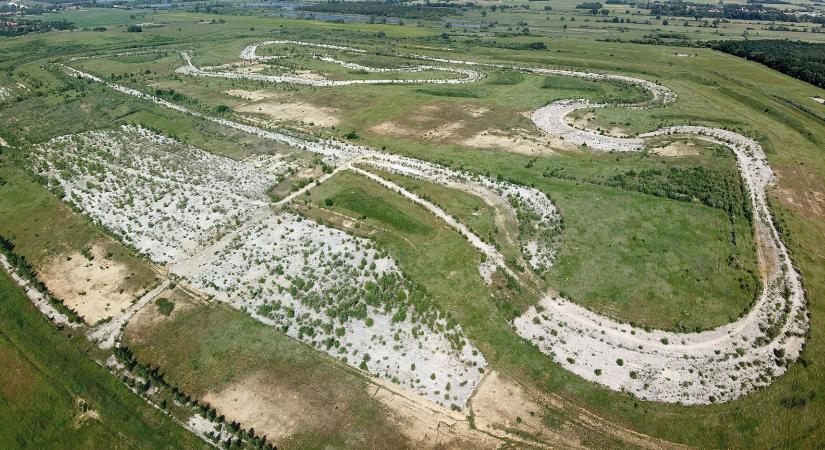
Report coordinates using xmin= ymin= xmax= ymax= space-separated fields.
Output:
xmin=62 ymin=42 xmax=807 ymax=405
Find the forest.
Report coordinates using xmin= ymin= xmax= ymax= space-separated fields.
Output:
xmin=648 ymin=1 xmax=825 ymax=24
xmin=0 ymin=18 xmax=74 ymax=37
xmin=711 ymin=39 xmax=825 ymax=89
xmin=297 ymin=1 xmax=466 ymax=20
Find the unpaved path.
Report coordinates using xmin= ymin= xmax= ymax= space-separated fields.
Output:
xmin=86 ymin=279 xmax=170 ymax=349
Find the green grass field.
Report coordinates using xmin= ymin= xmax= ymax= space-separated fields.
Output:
xmin=0 ymin=271 xmax=208 ymax=449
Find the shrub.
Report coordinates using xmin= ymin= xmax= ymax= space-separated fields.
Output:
xmin=155 ymin=297 xmax=175 ymax=316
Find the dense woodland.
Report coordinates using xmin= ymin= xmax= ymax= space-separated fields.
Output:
xmin=0 ymin=18 xmax=74 ymax=37
xmin=648 ymin=1 xmax=825 ymax=24
xmin=297 ymin=1 xmax=466 ymax=20
xmin=711 ymin=39 xmax=825 ymax=89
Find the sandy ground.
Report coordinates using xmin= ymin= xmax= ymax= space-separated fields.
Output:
xmin=423 ymin=120 xmax=465 ymax=140
xmin=470 ymin=371 xmax=552 ymax=441
xmin=0 ymin=254 xmax=80 ymax=328
xmin=124 ymin=286 xmax=202 ymax=338
xmin=373 ymin=381 xmax=497 ymax=449
xmin=202 ymin=373 xmax=314 ymax=442
xmin=236 ymin=100 xmax=340 ymax=126
xmin=370 ymin=121 xmax=412 ymax=137
xmin=38 ymin=244 xmax=138 ymax=324
xmin=649 ymin=141 xmax=699 ymax=157
xmin=224 ymin=89 xmax=279 ymax=101
xmin=462 ymin=128 xmax=558 ymax=155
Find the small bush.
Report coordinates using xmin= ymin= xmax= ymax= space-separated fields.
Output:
xmin=155 ymin=297 xmax=175 ymax=316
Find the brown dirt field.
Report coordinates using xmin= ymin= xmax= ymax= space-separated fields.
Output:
xmin=124 ymin=285 xmax=203 ymax=340
xmin=462 ymin=104 xmax=490 ymax=118
xmin=202 ymin=373 xmax=318 ymax=442
xmin=775 ymin=167 xmax=825 ymax=221
xmin=649 ymin=141 xmax=700 ymax=157
xmin=38 ymin=243 xmax=145 ymax=324
xmin=236 ymin=101 xmax=340 ymax=127
xmin=469 ymin=371 xmax=589 ymax=449
xmin=371 ymin=378 xmax=498 ymax=449
xmin=224 ymin=89 xmax=281 ymax=102
xmin=462 ymin=128 xmax=558 ymax=155
xmin=370 ymin=121 xmax=413 ymax=137
xmin=423 ymin=120 xmax=465 ymax=140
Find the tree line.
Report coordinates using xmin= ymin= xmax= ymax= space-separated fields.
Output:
xmin=710 ymin=39 xmax=825 ymax=89
xmin=0 ymin=18 xmax=75 ymax=37
xmin=297 ymin=1 xmax=470 ymax=20
xmin=647 ymin=1 xmax=825 ymax=24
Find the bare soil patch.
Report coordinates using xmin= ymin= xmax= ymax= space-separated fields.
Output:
xmin=39 ymin=243 xmax=139 ymax=324
xmin=203 ymin=373 xmax=317 ymax=443
xmin=775 ymin=167 xmax=825 ymax=221
xmin=370 ymin=121 xmax=412 ymax=137
xmin=236 ymin=101 xmax=340 ymax=126
xmin=462 ymin=104 xmax=489 ymax=118
xmin=470 ymin=371 xmax=546 ymax=437
xmin=423 ymin=120 xmax=465 ymax=140
xmin=224 ymin=89 xmax=280 ymax=101
xmin=649 ymin=141 xmax=700 ymax=157
xmin=463 ymin=128 xmax=558 ymax=155
xmin=125 ymin=285 xmax=203 ymax=340
xmin=372 ymin=380 xmax=497 ymax=449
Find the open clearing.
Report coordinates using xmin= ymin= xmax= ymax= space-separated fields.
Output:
xmin=38 ymin=243 xmax=140 ymax=324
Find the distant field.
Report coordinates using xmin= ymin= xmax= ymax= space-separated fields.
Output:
xmin=0 ymin=272 xmax=207 ymax=449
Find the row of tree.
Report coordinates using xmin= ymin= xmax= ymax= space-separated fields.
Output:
xmin=298 ymin=1 xmax=469 ymax=20
xmin=0 ymin=18 xmax=74 ymax=37
xmin=648 ymin=1 xmax=825 ymax=24
xmin=710 ymin=39 xmax=825 ymax=89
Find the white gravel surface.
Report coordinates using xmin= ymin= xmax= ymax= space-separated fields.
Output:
xmin=30 ymin=123 xmax=486 ymax=407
